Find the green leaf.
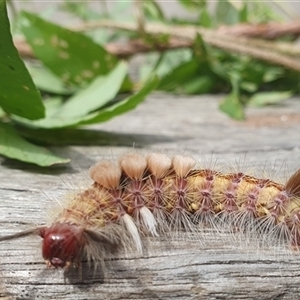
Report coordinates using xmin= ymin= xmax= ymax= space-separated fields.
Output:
xmin=60 ymin=1 xmax=100 ymax=21
xmin=263 ymin=67 xmax=284 ymax=83
xmin=143 ymin=0 xmax=165 ymax=21
xmin=216 ymin=0 xmax=240 ymax=25
xmin=26 ymin=64 xmax=76 ymax=95
xmin=248 ymin=91 xmax=293 ymax=107
xmin=249 ymin=2 xmax=282 ymax=23
xmin=219 ymin=73 xmax=244 ymax=120
xmin=193 ymin=33 xmax=208 ymax=62
xmin=14 ymin=62 xmax=128 ymax=128
xmin=199 ymin=8 xmax=212 ymax=27
xmin=158 ymin=59 xmax=199 ymax=91
xmin=0 ymin=1 xmax=44 ymax=120
xmin=182 ymin=76 xmax=214 ymax=94
xmin=109 ymin=1 xmax=134 ymax=22
xmin=51 ymin=61 xmax=128 ymax=118
xmin=239 ymin=3 xmax=248 ymax=22
xmin=219 ymin=93 xmax=244 ymax=120
xmin=20 ymin=11 xmax=117 ymax=87
xmin=41 ymin=97 xmax=64 ymax=116
xmin=80 ymin=76 xmax=159 ymax=125
xmin=140 ymin=49 xmax=192 ymax=82
xmin=240 ymin=81 xmax=257 ymax=93
xmin=178 ymin=0 xmax=206 ymax=10
xmin=0 ymin=107 xmax=5 ymax=118
xmin=0 ymin=122 xmax=70 ymax=166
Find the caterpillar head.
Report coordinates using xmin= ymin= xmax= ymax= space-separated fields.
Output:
xmin=0 ymin=222 xmax=126 ymax=269
xmin=40 ymin=223 xmax=85 ymax=269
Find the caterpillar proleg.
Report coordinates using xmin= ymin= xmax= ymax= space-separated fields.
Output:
xmin=1 ymin=152 xmax=300 ymax=271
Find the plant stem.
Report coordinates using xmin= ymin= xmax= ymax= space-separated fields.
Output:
xmin=134 ymin=0 xmax=145 ymax=36
xmin=70 ymin=20 xmax=300 ymax=72
xmin=14 ymin=19 xmax=300 ymax=72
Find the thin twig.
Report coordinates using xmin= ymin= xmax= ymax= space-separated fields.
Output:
xmin=134 ymin=0 xmax=145 ymax=36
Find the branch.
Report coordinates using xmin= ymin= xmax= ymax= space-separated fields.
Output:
xmin=13 ymin=37 xmax=192 ymax=59
xmin=71 ymin=19 xmax=300 ymax=39
xmin=14 ymin=20 xmax=300 ymax=72
xmin=69 ymin=20 xmax=300 ymax=72
xmin=218 ymin=22 xmax=300 ymax=39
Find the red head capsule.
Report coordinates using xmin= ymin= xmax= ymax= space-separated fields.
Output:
xmin=39 ymin=223 xmax=85 ymax=268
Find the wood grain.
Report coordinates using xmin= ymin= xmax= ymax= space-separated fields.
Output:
xmin=1 ymin=94 xmax=300 ymax=299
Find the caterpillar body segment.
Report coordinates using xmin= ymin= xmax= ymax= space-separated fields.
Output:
xmin=1 ymin=152 xmax=300 ymax=270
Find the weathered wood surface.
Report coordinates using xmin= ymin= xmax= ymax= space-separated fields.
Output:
xmin=1 ymin=93 xmax=300 ymax=300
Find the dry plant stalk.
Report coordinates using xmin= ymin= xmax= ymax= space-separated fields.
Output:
xmin=14 ymin=20 xmax=300 ymax=70
xmin=71 ymin=20 xmax=300 ymax=72
xmin=218 ymin=22 xmax=300 ymax=39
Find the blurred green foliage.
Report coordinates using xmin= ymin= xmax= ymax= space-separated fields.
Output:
xmin=0 ymin=0 xmax=298 ymax=166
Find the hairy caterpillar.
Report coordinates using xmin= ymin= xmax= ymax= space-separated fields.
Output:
xmin=1 ymin=152 xmax=300 ymax=271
